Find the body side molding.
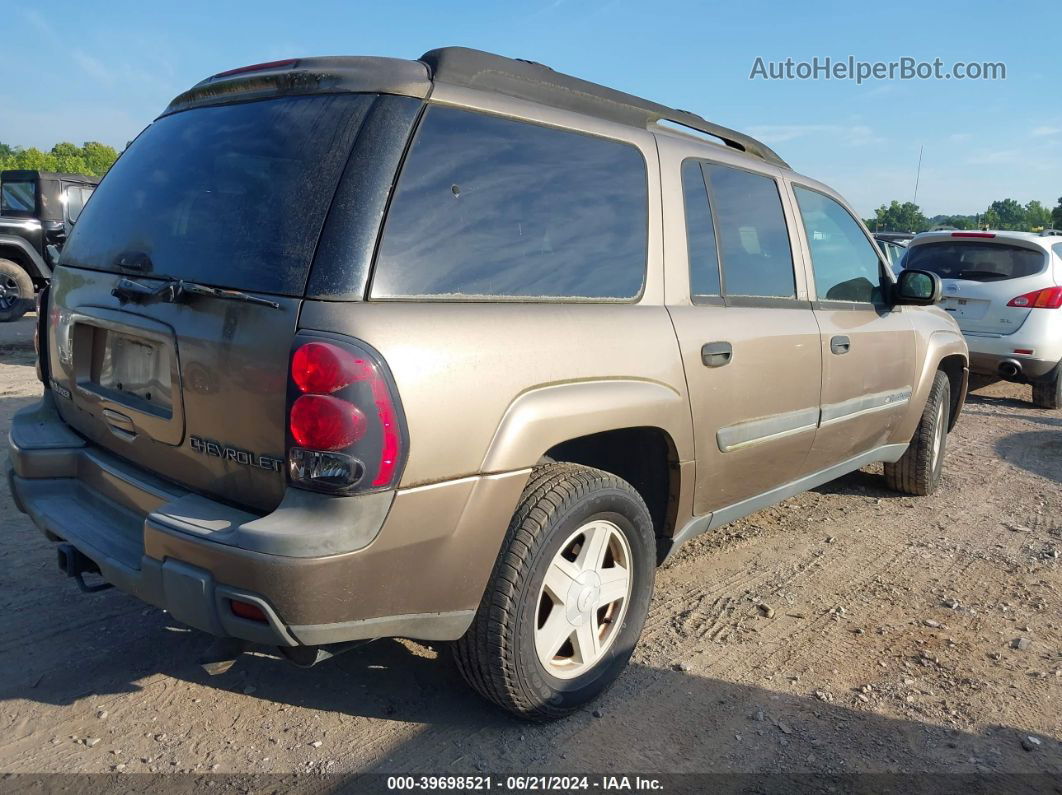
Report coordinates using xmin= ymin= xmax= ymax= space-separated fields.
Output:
xmin=662 ymin=442 xmax=909 ymax=562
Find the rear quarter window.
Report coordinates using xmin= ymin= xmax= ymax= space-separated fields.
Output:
xmin=905 ymin=241 xmax=1046 ymax=281
xmin=370 ymin=106 xmax=648 ymax=300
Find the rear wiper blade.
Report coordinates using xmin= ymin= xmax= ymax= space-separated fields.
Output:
xmin=112 ymin=277 xmax=280 ymax=309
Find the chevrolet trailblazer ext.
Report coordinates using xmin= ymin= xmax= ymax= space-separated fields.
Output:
xmin=8 ymin=48 xmax=968 ymax=720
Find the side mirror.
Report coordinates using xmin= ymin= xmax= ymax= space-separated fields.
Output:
xmin=893 ymin=269 xmax=941 ymax=305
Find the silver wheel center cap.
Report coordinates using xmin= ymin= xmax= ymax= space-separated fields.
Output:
xmin=566 ymin=571 xmax=601 ymax=626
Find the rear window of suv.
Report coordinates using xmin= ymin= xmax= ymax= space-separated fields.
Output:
xmin=371 ymin=106 xmax=648 ymax=301
xmin=61 ymin=94 xmax=375 ymax=296
xmin=905 ymin=241 xmax=1046 ymax=281
xmin=1 ymin=181 xmax=35 ymax=215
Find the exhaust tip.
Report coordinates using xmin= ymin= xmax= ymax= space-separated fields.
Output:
xmin=998 ymin=360 xmax=1022 ymax=380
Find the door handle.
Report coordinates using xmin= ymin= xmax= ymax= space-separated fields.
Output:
xmin=701 ymin=341 xmax=733 ymax=368
xmin=830 ymin=335 xmax=851 ymax=355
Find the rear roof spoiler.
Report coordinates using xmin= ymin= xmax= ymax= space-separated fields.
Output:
xmin=161 ymin=47 xmax=788 ymax=169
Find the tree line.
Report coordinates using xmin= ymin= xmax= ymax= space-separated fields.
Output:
xmin=865 ymin=198 xmax=1062 ymax=234
xmin=0 ymin=142 xmax=120 ymax=177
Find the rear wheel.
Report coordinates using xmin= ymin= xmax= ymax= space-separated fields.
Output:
xmin=453 ymin=463 xmax=655 ymax=721
xmin=0 ymin=259 xmax=34 ymax=323
xmin=1031 ymin=363 xmax=1062 ymax=410
xmin=884 ymin=370 xmax=950 ymax=496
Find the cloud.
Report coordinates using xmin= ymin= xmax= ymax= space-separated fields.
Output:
xmin=949 ymin=133 xmax=972 ymax=143
xmin=965 ymin=149 xmax=1023 ymax=165
xmin=1031 ymin=126 xmax=1061 ymax=137
xmin=71 ymin=50 xmax=116 ymax=88
xmin=745 ymin=124 xmax=883 ymax=146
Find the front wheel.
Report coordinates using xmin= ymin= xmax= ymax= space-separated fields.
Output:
xmin=453 ymin=463 xmax=656 ymax=721
xmin=884 ymin=370 xmax=951 ymax=496
xmin=1031 ymin=363 xmax=1061 ymax=410
xmin=0 ymin=259 xmax=34 ymax=323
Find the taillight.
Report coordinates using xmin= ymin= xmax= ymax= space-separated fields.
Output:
xmin=290 ymin=395 xmax=366 ymax=450
xmin=286 ymin=337 xmax=406 ymax=494
xmin=952 ymin=232 xmax=996 ymax=238
xmin=1007 ymin=287 xmax=1062 ymax=309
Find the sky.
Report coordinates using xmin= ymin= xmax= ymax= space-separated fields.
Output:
xmin=4 ymin=0 xmax=1060 ymax=218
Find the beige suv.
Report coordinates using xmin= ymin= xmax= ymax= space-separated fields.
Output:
xmin=8 ymin=47 xmax=968 ymax=720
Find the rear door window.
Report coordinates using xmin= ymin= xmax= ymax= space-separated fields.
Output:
xmin=60 ymin=94 xmax=375 ymax=296
xmin=371 ymin=106 xmax=648 ymax=300
xmin=905 ymin=241 xmax=1046 ymax=281
xmin=701 ymin=164 xmax=795 ymax=298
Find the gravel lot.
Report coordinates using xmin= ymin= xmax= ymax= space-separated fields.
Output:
xmin=0 ymin=315 xmax=1058 ymax=782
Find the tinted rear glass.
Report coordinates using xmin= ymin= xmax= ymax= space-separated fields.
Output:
xmin=61 ymin=94 xmax=374 ymax=296
xmin=1 ymin=181 xmax=35 ymax=215
xmin=371 ymin=106 xmax=648 ymax=300
xmin=905 ymin=241 xmax=1046 ymax=281
xmin=703 ymin=164 xmax=795 ymax=298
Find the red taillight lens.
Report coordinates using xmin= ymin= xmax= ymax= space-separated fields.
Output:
xmin=291 ymin=341 xmax=372 ymax=394
xmin=952 ymin=232 xmax=996 ymax=238
xmin=1007 ymin=287 xmax=1062 ymax=309
xmin=287 ymin=337 xmax=406 ymax=494
xmin=289 ymin=395 xmax=366 ymax=450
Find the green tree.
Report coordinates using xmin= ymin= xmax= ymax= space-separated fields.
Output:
xmin=984 ymin=198 xmax=1025 ymax=230
xmin=49 ymin=142 xmax=88 ymax=174
xmin=1025 ymin=200 xmax=1052 ymax=231
xmin=1052 ymin=197 xmax=1062 ymax=230
xmin=80 ymin=141 xmax=119 ymax=175
xmin=871 ymin=200 xmax=929 ymax=232
xmin=929 ymin=214 xmax=976 ymax=230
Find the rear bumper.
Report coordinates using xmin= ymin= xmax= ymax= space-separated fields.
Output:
xmin=8 ymin=393 xmax=529 ymax=647
xmin=967 ymin=349 xmax=1058 ymax=381
xmin=963 ymin=313 xmax=1062 ymax=382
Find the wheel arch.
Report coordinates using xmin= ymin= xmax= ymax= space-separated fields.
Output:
xmin=898 ymin=330 xmax=968 ymax=441
xmin=479 ymin=379 xmax=692 ymax=542
xmin=0 ymin=236 xmax=50 ymax=281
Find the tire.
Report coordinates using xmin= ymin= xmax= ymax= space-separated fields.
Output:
xmin=884 ymin=370 xmax=951 ymax=496
xmin=453 ymin=463 xmax=655 ymax=721
xmin=0 ymin=259 xmax=34 ymax=323
xmin=1031 ymin=363 xmax=1062 ymax=410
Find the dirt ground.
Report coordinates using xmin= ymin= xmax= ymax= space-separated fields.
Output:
xmin=0 ymin=314 xmax=1059 ymax=783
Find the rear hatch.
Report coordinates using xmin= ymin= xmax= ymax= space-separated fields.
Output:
xmin=48 ymin=93 xmax=377 ymax=512
xmin=904 ymin=238 xmax=1050 ymax=335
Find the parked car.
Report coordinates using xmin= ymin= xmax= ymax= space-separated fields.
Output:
xmin=8 ymin=48 xmax=969 ymax=721
xmin=904 ymin=229 xmax=1062 ymax=408
xmin=875 ymin=233 xmax=911 ymax=275
xmin=0 ymin=169 xmax=99 ymax=321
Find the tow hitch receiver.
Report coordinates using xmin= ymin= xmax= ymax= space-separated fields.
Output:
xmin=56 ymin=543 xmax=114 ymax=593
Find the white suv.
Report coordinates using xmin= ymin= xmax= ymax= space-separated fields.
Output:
xmin=904 ymin=229 xmax=1062 ymax=408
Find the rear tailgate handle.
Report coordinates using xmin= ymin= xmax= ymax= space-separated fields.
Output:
xmin=102 ymin=408 xmax=137 ymax=440
xmin=830 ymin=336 xmax=851 ymax=355
xmin=701 ymin=341 xmax=733 ymax=368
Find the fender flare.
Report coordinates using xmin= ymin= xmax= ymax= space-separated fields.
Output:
xmin=0 ymin=235 xmax=51 ymax=280
xmin=479 ymin=378 xmax=692 ymax=473
xmin=898 ymin=329 xmax=968 ymax=440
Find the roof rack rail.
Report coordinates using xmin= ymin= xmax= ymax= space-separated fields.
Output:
xmin=419 ymin=47 xmax=788 ymax=169
xmin=1040 ymin=228 xmax=1062 ymax=236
